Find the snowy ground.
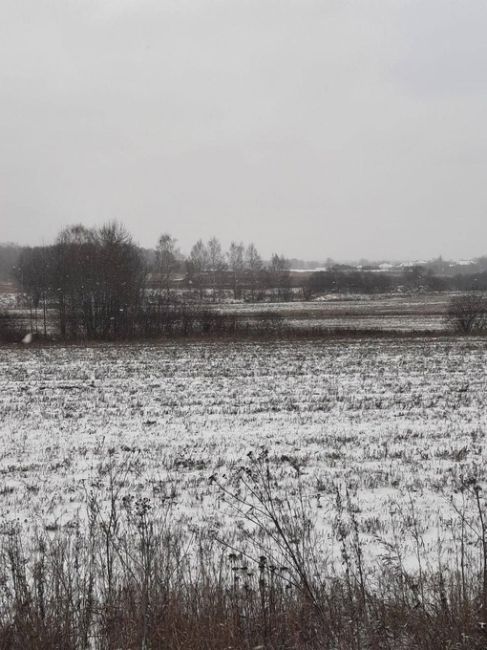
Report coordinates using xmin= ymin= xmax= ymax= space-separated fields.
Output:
xmin=0 ymin=293 xmax=19 ymax=310
xmin=0 ymin=338 xmax=485 ymax=571
xmin=218 ymin=294 xmax=451 ymax=332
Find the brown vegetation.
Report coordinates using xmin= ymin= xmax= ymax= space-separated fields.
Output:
xmin=0 ymin=453 xmax=486 ymax=649
xmin=447 ymin=293 xmax=487 ymax=334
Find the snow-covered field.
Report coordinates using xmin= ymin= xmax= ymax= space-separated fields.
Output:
xmin=0 ymin=338 xmax=485 ymax=570
xmin=217 ymin=294 xmax=451 ymax=332
xmin=0 ymin=292 xmax=18 ymax=310
xmin=218 ymin=294 xmax=451 ymax=315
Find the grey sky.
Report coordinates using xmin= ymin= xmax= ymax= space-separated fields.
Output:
xmin=1 ymin=0 xmax=487 ymax=260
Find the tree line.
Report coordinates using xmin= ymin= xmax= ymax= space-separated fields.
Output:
xmin=307 ymin=265 xmax=487 ymax=294
xmin=5 ymin=223 xmax=294 ymax=341
xmin=3 ymin=222 xmax=487 ymax=341
xmin=157 ymin=234 xmax=291 ymax=301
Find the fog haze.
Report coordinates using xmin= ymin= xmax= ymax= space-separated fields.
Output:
xmin=1 ymin=0 xmax=487 ymax=259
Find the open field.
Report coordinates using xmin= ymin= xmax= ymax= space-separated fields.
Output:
xmin=2 ymin=339 xmax=487 ymax=646
xmin=216 ymin=293 xmax=451 ymax=332
xmin=1 ymin=337 xmax=485 ymax=565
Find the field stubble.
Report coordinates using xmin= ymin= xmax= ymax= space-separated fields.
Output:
xmin=1 ymin=338 xmax=487 ymax=647
xmin=0 ymin=339 xmax=485 ymax=557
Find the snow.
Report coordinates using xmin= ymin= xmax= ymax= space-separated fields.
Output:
xmin=0 ymin=338 xmax=486 ymax=570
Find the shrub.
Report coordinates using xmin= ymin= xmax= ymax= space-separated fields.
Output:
xmin=446 ymin=293 xmax=487 ymax=333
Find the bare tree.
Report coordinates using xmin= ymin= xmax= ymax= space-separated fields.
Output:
xmin=245 ymin=242 xmax=263 ymax=302
xmin=53 ymin=224 xmax=97 ymax=338
xmin=96 ymin=222 xmax=146 ymax=339
xmin=269 ymin=253 xmax=291 ymax=302
xmin=227 ymin=241 xmax=244 ymax=300
xmin=15 ymin=246 xmax=53 ymax=338
xmin=20 ymin=222 xmax=147 ymax=340
xmin=156 ymin=233 xmax=179 ymax=299
xmin=446 ymin=293 xmax=487 ymax=334
xmin=187 ymin=239 xmax=210 ymax=299
xmin=0 ymin=244 xmax=22 ymax=283
xmin=207 ymin=237 xmax=226 ymax=298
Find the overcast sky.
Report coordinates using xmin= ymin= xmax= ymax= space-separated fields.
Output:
xmin=1 ymin=0 xmax=487 ymax=260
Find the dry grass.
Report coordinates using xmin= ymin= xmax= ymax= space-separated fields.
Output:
xmin=0 ymin=454 xmax=486 ymax=649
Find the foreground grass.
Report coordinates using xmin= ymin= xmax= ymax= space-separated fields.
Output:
xmin=0 ymin=453 xmax=486 ymax=649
